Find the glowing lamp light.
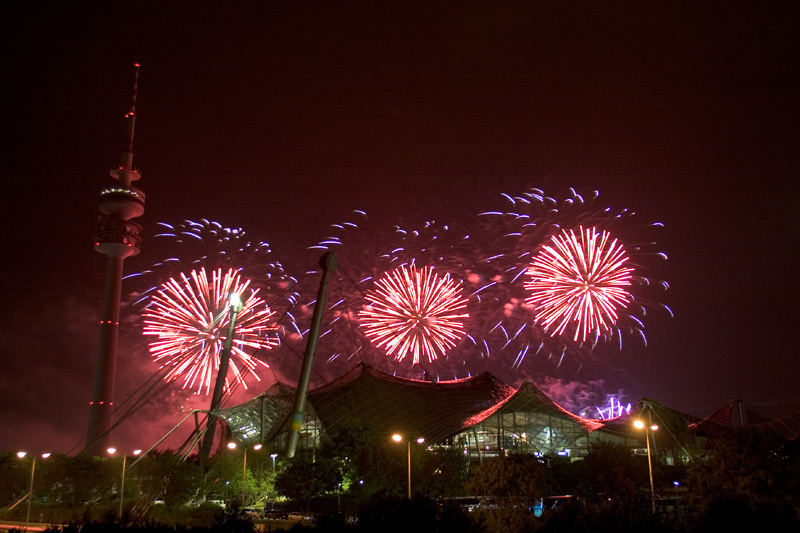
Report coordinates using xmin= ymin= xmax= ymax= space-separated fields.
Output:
xmin=392 ymin=434 xmax=402 ymax=443
xmin=227 ymin=442 xmax=237 ymax=449
xmin=253 ymin=444 xmax=263 ymax=451
xmin=633 ymin=420 xmax=645 ymax=429
xmin=229 ymin=292 xmax=242 ymax=308
xmin=17 ymin=451 xmax=26 ymax=458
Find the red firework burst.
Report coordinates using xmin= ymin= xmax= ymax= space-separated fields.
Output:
xmin=142 ymin=268 xmax=278 ymax=395
xmin=360 ymin=265 xmax=469 ymax=365
xmin=525 ymin=226 xmax=633 ymax=342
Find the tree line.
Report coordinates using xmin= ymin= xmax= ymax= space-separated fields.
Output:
xmin=2 ymin=423 xmax=798 ymax=532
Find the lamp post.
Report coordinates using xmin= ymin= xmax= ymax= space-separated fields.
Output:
xmin=270 ymin=453 xmax=278 ymax=473
xmin=634 ymin=420 xmax=659 ymax=513
xmin=108 ymin=448 xmax=142 ymax=519
xmin=17 ymin=451 xmax=50 ymax=530
xmin=201 ymin=292 xmax=244 ymax=466
xmin=391 ymin=434 xmax=424 ymax=500
xmin=673 ymin=481 xmax=680 ymax=512
xmin=228 ymin=442 xmax=262 ymax=507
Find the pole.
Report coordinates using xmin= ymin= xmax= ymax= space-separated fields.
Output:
xmin=646 ymin=428 xmax=656 ymax=513
xmin=242 ymin=448 xmax=247 ymax=507
xmin=286 ymin=253 xmax=337 ymax=458
xmin=200 ymin=298 xmax=243 ymax=465
xmin=119 ymin=454 xmax=127 ymax=519
xmin=86 ymin=255 xmax=125 ymax=454
xmin=407 ymin=440 xmax=411 ymax=500
xmin=25 ymin=456 xmax=36 ymax=530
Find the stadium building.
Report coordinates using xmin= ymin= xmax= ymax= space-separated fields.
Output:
xmin=215 ymin=363 xmax=800 ymax=464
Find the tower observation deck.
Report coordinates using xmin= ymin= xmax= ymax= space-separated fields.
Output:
xmin=86 ymin=64 xmax=145 ymax=454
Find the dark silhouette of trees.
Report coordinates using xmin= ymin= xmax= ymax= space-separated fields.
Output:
xmin=3 ymin=426 xmax=799 ymax=532
xmin=466 ymin=453 xmax=548 ymax=501
xmin=136 ymin=451 xmax=203 ymax=507
xmin=314 ymin=420 xmax=468 ymax=503
xmin=274 ymin=457 xmax=341 ymax=510
xmin=417 ymin=446 xmax=470 ymax=498
xmin=37 ymin=453 xmax=116 ymax=507
xmin=684 ymin=427 xmax=799 ymax=531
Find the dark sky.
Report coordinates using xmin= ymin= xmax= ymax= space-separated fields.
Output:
xmin=1 ymin=2 xmax=798 ymax=454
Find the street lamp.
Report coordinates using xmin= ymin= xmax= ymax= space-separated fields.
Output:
xmin=17 ymin=451 xmax=50 ymax=530
xmin=228 ymin=442 xmax=262 ymax=507
xmin=634 ymin=420 xmax=659 ymax=513
xmin=108 ymin=448 xmax=142 ymax=519
xmin=270 ymin=453 xmax=278 ymax=473
xmin=673 ymin=481 xmax=680 ymax=511
xmin=391 ymin=434 xmax=424 ymax=500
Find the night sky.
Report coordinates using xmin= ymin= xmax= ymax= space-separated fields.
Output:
xmin=2 ymin=2 xmax=798 ymax=454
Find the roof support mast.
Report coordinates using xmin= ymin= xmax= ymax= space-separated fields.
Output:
xmin=286 ymin=252 xmax=338 ymax=458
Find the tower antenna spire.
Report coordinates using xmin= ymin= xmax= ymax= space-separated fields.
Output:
xmin=114 ymin=63 xmax=141 ymax=185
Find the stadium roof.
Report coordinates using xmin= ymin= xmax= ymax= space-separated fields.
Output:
xmin=689 ymin=398 xmax=800 ymax=443
xmin=218 ymin=367 xmax=799 ymax=458
xmin=219 ymin=362 xmax=605 ymax=446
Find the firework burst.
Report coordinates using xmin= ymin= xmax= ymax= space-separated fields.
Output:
xmin=297 ymin=212 xmax=481 ymax=374
xmin=142 ymin=268 xmax=278 ymax=395
xmin=360 ymin=265 xmax=469 ymax=365
xmin=448 ymin=186 xmax=670 ymax=372
xmin=525 ymin=226 xmax=633 ymax=343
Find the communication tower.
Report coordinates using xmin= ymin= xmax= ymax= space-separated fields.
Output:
xmin=86 ymin=64 xmax=145 ymax=454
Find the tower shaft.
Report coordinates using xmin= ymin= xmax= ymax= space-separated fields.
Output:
xmin=86 ymin=255 xmax=124 ymax=451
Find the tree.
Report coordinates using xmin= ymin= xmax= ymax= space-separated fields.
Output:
xmin=135 ymin=450 xmax=204 ymax=507
xmin=417 ymin=447 xmax=469 ymax=498
xmin=274 ymin=457 xmax=341 ymax=510
xmin=37 ymin=453 xmax=116 ymax=507
xmin=465 ymin=455 xmax=546 ymax=533
xmin=0 ymin=452 xmax=30 ymax=504
xmin=685 ymin=427 xmax=796 ymax=516
xmin=318 ymin=419 xmax=411 ymax=501
xmin=577 ymin=441 xmax=648 ymax=502
xmin=466 ymin=453 xmax=548 ymax=502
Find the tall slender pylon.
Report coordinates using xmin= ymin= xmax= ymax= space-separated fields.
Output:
xmin=86 ymin=64 xmax=146 ymax=454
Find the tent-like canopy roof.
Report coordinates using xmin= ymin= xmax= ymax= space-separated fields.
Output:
xmin=308 ymin=363 xmax=516 ymax=443
xmin=219 ymin=370 xmax=798 ymax=457
xmin=219 ymin=362 xmax=607 ymax=448
xmin=689 ymin=398 xmax=800 ymax=443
